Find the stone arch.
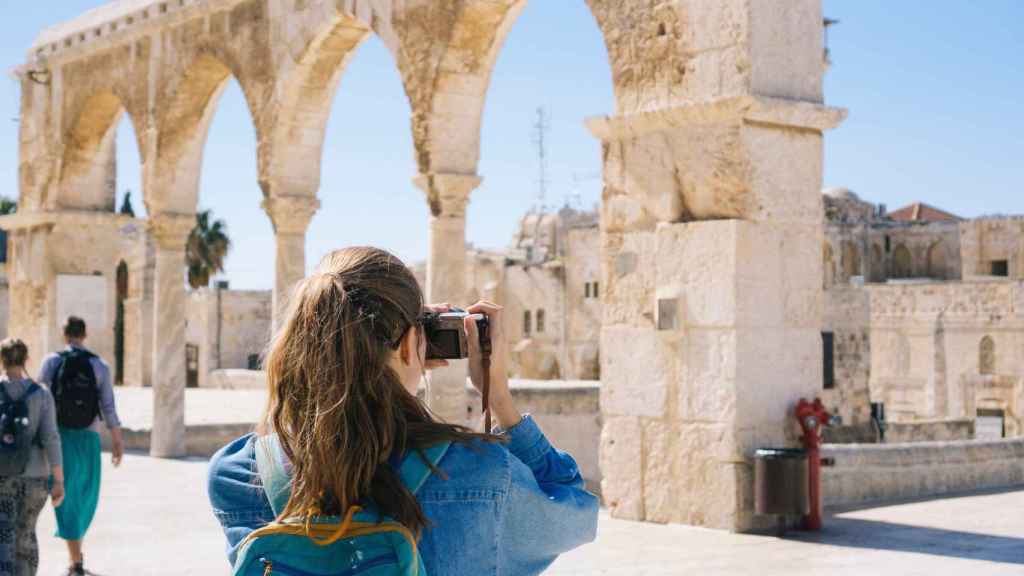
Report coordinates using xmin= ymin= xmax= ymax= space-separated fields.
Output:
xmin=891 ymin=244 xmax=913 ymax=279
xmin=265 ymin=13 xmax=376 ymax=196
xmin=823 ymin=241 xmax=836 ymax=288
xmin=422 ymin=0 xmax=676 ymax=177
xmin=58 ymin=91 xmax=145 ymax=211
xmin=927 ymin=241 xmax=947 ymax=279
xmin=841 ymin=240 xmax=860 ymax=282
xmin=980 ymin=335 xmax=996 ymax=375
xmin=870 ymin=243 xmax=885 ymax=282
xmin=151 ymin=53 xmax=267 ymax=214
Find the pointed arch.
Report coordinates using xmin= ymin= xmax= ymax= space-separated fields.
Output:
xmin=891 ymin=244 xmax=913 ymax=279
xmin=59 ymin=91 xmax=145 ymax=211
xmin=842 ymin=241 xmax=860 ymax=282
xmin=927 ymin=241 xmax=947 ymax=279
xmin=979 ymin=335 xmax=996 ymax=375
xmin=151 ymin=52 xmax=267 ymax=214
xmin=421 ymin=0 xmax=622 ymax=176
xmin=823 ymin=241 xmax=836 ymax=288
xmin=265 ymin=13 xmax=375 ymax=196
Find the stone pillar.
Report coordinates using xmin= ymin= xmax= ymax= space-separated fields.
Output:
xmin=262 ymin=196 xmax=320 ymax=327
xmin=148 ymin=213 xmax=194 ymax=458
xmin=589 ymin=95 xmax=845 ymax=531
xmin=415 ymin=173 xmax=482 ymax=424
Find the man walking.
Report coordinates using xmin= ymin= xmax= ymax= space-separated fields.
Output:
xmin=38 ymin=316 xmax=124 ymax=576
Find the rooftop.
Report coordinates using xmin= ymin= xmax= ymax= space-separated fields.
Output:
xmin=888 ymin=202 xmax=963 ymax=223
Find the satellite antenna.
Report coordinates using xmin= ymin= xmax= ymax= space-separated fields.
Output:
xmin=531 ymin=107 xmax=550 ymax=214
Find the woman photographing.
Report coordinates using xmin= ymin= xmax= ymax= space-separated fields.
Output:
xmin=207 ymin=247 xmax=598 ymax=575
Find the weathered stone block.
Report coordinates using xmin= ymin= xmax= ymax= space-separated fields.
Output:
xmin=600 ymin=416 xmax=644 ymax=520
xmin=601 ymin=327 xmax=669 ymax=418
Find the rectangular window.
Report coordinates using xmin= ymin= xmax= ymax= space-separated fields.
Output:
xmin=537 ymin=309 xmax=546 ymax=333
xmin=990 ymin=260 xmax=1009 ymax=277
xmin=523 ymin=310 xmax=532 ymax=336
xmin=593 ymin=282 xmax=599 ymax=299
xmin=884 ymin=236 xmax=891 ymax=253
xmin=585 ymin=283 xmax=591 ymax=298
xmin=822 ymin=332 xmax=835 ymax=390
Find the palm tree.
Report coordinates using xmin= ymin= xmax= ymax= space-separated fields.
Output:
xmin=186 ymin=210 xmax=231 ymax=289
xmin=0 ymin=197 xmax=17 ymax=215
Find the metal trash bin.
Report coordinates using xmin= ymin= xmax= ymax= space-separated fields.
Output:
xmin=754 ymin=448 xmax=809 ymax=516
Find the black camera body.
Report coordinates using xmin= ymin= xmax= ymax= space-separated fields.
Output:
xmin=423 ymin=308 xmax=490 ymax=360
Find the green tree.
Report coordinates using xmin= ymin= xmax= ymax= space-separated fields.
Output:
xmin=0 ymin=197 xmax=17 ymax=215
xmin=186 ymin=210 xmax=231 ymax=289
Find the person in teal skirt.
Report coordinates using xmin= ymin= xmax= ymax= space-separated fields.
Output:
xmin=38 ymin=317 xmax=124 ymax=576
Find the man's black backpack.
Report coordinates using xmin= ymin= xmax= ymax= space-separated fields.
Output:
xmin=0 ymin=381 xmax=41 ymax=476
xmin=53 ymin=349 xmax=100 ymax=429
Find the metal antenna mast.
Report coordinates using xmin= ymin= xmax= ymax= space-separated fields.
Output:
xmin=531 ymin=107 xmax=550 ymax=213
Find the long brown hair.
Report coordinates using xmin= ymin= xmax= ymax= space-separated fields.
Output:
xmin=263 ymin=246 xmax=489 ymax=535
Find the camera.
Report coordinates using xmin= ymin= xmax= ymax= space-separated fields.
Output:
xmin=422 ymin=308 xmax=490 ymax=360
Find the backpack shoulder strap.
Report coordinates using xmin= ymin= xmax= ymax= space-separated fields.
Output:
xmin=22 ymin=382 xmax=41 ymax=401
xmin=254 ymin=437 xmax=451 ymax=517
xmin=399 ymin=442 xmax=451 ymax=495
xmin=255 ymin=434 xmax=292 ymax=518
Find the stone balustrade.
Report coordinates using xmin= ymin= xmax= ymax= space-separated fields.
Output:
xmin=822 ymin=438 xmax=1024 ymax=509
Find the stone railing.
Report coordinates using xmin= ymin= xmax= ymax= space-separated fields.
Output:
xmin=31 ymin=0 xmax=208 ymax=59
xmin=821 ymin=437 xmax=1024 ymax=509
xmin=470 ymin=380 xmax=602 ymax=493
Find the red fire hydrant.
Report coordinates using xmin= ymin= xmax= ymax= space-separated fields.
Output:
xmin=795 ymin=398 xmax=832 ymax=531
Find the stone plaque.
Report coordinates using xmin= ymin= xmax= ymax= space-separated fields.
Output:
xmin=56 ymin=274 xmax=108 ymax=332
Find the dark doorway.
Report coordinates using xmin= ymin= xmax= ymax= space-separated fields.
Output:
xmin=186 ymin=343 xmax=200 ymax=389
xmin=114 ymin=261 xmax=128 ymax=385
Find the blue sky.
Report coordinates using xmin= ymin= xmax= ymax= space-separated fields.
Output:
xmin=0 ymin=1 xmax=1020 ymax=290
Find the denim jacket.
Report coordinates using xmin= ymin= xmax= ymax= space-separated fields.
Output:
xmin=207 ymin=415 xmax=599 ymax=576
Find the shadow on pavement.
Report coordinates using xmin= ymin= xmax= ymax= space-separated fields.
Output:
xmin=789 ymin=516 xmax=1024 ymax=565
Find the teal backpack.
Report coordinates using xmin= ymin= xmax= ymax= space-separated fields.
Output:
xmin=233 ymin=435 xmax=450 ymax=576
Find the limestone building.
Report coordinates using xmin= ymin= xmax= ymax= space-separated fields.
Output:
xmin=416 ymin=205 xmax=601 ymax=381
xmin=821 ymin=189 xmax=1024 ymax=438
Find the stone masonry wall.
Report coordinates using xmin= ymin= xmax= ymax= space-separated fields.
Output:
xmin=822 ymin=287 xmax=871 ymax=424
xmin=822 ymin=437 xmax=1024 ymax=509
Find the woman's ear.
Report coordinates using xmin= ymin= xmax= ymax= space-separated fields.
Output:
xmin=399 ymin=326 xmax=417 ymax=366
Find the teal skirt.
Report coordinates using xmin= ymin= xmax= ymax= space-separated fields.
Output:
xmin=53 ymin=428 xmax=101 ymax=540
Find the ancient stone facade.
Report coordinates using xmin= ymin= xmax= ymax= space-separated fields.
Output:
xmin=185 ymin=287 xmax=272 ymax=388
xmin=7 ymin=0 xmax=841 ymax=531
xmin=821 ymin=190 xmax=1024 ymax=438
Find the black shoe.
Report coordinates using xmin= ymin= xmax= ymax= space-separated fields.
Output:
xmin=63 ymin=562 xmax=85 ymax=576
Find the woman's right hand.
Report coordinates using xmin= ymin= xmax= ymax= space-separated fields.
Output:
xmin=51 ymin=480 xmax=65 ymax=508
xmin=464 ymin=301 xmax=521 ymax=430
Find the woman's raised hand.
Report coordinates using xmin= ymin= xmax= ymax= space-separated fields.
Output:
xmin=464 ymin=301 xmax=521 ymax=430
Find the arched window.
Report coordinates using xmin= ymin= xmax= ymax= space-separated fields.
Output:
xmin=870 ymin=244 xmax=885 ymax=282
xmin=979 ymin=336 xmax=996 ymax=375
xmin=823 ymin=242 xmax=836 ymax=288
xmin=523 ymin=310 xmax=532 ymax=336
xmin=536 ymin=309 xmax=546 ymax=333
xmin=927 ymin=242 xmax=947 ymax=279
xmin=891 ymin=244 xmax=913 ymax=279
xmin=842 ymin=241 xmax=861 ymax=282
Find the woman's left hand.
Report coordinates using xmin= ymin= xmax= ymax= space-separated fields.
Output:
xmin=423 ymin=304 xmax=450 ymax=370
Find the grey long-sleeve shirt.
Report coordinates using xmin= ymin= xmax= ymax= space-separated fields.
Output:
xmin=1 ymin=377 xmax=62 ymax=478
xmin=38 ymin=345 xmax=122 ymax=431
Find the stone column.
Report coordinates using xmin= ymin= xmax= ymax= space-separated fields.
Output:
xmin=148 ymin=213 xmax=194 ymax=458
xmin=262 ymin=196 xmax=320 ymax=327
xmin=415 ymin=173 xmax=482 ymax=425
xmin=589 ymin=96 xmax=845 ymax=531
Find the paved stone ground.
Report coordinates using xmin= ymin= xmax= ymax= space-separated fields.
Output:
xmin=33 ymin=451 xmax=1024 ymax=576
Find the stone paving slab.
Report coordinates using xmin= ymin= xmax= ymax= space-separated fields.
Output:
xmin=33 ymin=451 xmax=1024 ymax=575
